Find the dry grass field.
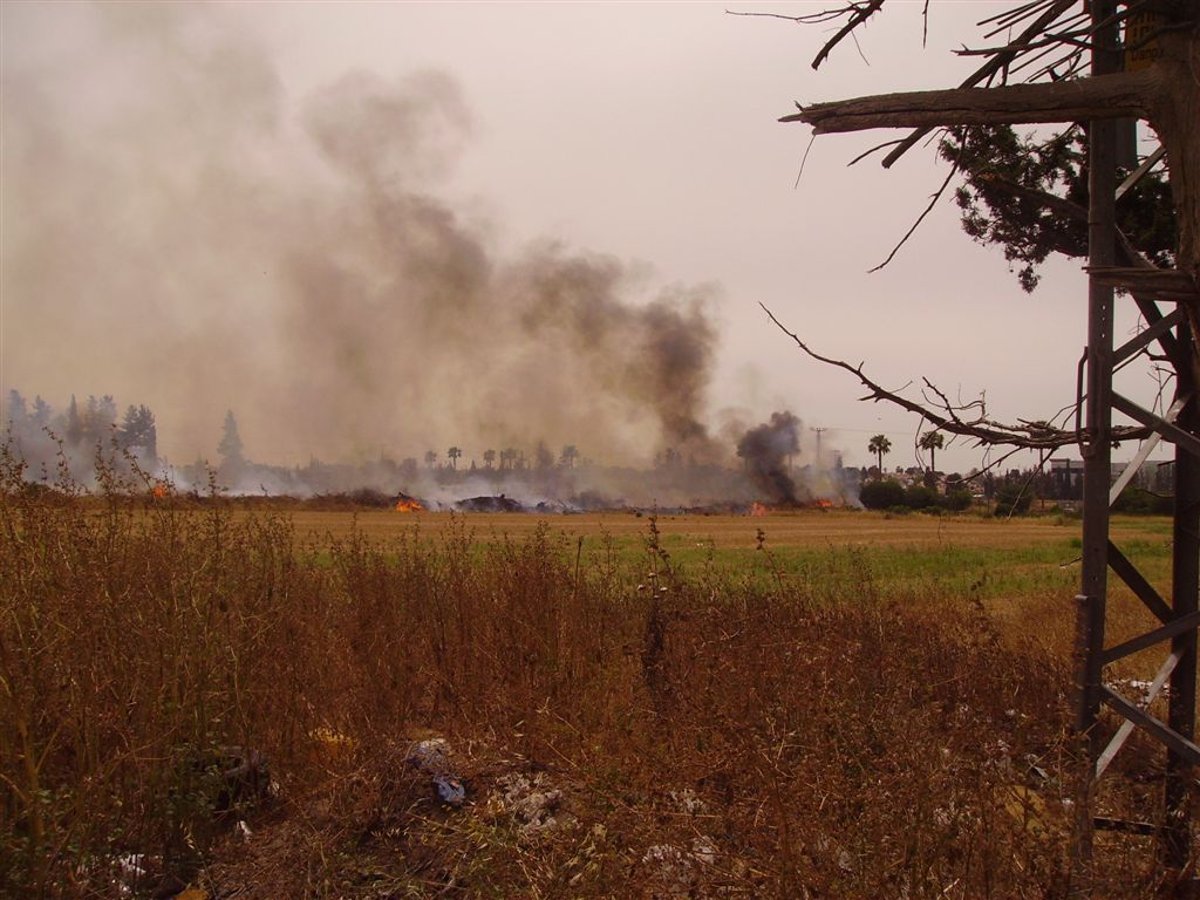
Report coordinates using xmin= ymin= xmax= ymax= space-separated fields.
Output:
xmin=286 ymin=506 xmax=1159 ymax=549
xmin=289 ymin=508 xmax=1173 ymax=678
xmin=1 ymin=468 xmax=1192 ymax=897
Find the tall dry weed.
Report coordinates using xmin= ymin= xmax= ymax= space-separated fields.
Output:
xmin=0 ymin=448 xmax=1180 ymax=896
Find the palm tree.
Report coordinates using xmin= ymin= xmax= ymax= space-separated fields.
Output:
xmin=560 ymin=444 xmax=579 ymax=468
xmin=483 ymin=448 xmax=496 ymax=469
xmin=918 ymin=430 xmax=944 ymax=474
xmin=424 ymin=450 xmax=437 ymax=469
xmin=447 ymin=446 xmax=462 ymax=469
xmin=867 ymin=434 xmax=891 ymax=478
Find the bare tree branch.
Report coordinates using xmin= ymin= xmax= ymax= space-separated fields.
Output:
xmin=880 ymin=0 xmax=1076 ymax=167
xmin=868 ymin=161 xmax=958 ymax=272
xmin=727 ymin=5 xmax=868 ymax=27
xmin=795 ymin=131 xmax=817 ymax=188
xmin=847 ymin=138 xmax=906 ymax=167
xmin=980 ymin=0 xmax=1069 ymax=36
xmin=759 ymin=303 xmax=1150 ymax=450
xmin=812 ymin=0 xmax=885 ymax=70
xmin=847 ymin=27 xmax=871 ymax=67
xmin=957 ymin=2 xmax=1131 ymax=61
xmin=729 ymin=2 xmax=887 ymax=70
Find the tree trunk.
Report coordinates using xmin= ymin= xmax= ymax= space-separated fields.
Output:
xmin=1148 ymin=28 xmax=1199 ymax=283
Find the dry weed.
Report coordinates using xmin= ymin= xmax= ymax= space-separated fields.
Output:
xmin=1 ymin=454 xmax=1188 ymax=896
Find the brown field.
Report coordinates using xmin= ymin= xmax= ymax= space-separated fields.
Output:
xmin=2 ymin=486 xmax=1191 ymax=897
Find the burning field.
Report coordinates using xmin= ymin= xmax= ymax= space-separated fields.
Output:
xmin=393 ymin=494 xmax=425 ymax=513
xmin=133 ymin=405 xmax=861 ymax=515
xmin=381 ymin=490 xmax=845 ymax=519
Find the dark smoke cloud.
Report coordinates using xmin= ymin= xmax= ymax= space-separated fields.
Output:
xmin=2 ymin=3 xmax=719 ymax=469
xmin=736 ymin=411 xmax=804 ymax=504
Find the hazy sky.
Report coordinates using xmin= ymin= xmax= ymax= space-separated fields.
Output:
xmin=0 ymin=2 xmax=1169 ymax=474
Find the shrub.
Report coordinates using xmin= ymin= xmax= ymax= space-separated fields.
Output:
xmin=860 ymin=479 xmax=905 ymax=510
xmin=943 ymin=488 xmax=973 ymax=512
xmin=904 ymin=484 xmax=939 ymax=510
xmin=1111 ymin=487 xmax=1173 ymax=515
xmin=993 ymin=482 xmax=1034 ymax=517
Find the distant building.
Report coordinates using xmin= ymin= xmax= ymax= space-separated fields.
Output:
xmin=1049 ymin=456 xmax=1172 ymax=501
xmin=1050 ymin=458 xmax=1083 ymax=500
xmin=1152 ymin=460 xmax=1174 ymax=493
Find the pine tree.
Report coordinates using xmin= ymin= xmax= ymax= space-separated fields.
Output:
xmin=217 ymin=410 xmax=244 ymax=464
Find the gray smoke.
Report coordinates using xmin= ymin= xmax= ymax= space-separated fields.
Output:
xmin=736 ymin=411 xmax=804 ymax=505
xmin=1 ymin=3 xmax=720 ymax=470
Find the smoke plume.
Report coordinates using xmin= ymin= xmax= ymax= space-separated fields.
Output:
xmin=736 ymin=411 xmax=804 ymax=505
xmin=1 ymin=3 xmax=720 ymax=470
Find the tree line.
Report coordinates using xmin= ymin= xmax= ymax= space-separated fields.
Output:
xmin=3 ymin=389 xmax=157 ymax=478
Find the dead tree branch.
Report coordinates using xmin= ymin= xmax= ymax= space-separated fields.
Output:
xmin=811 ymin=0 xmax=885 ymax=70
xmin=879 ymin=0 xmax=1077 ymax=167
xmin=868 ymin=161 xmax=959 ymax=272
xmin=760 ymin=303 xmax=1150 ymax=450
xmin=728 ymin=2 xmax=886 ymax=70
xmin=782 ymin=69 xmax=1158 ymax=132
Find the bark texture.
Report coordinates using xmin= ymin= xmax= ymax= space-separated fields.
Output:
xmin=1147 ymin=29 xmax=1200 ymax=281
xmin=783 ymin=69 xmax=1158 ymax=131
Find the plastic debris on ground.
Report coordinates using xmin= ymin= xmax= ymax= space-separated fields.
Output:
xmin=405 ymin=737 xmax=467 ymax=807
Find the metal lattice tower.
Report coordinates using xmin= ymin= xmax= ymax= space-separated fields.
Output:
xmin=1072 ymin=7 xmax=1199 ymax=893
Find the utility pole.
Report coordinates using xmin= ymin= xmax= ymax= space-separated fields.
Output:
xmin=811 ymin=426 xmax=826 ymax=467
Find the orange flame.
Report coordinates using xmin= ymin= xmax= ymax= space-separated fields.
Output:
xmin=395 ymin=497 xmax=425 ymax=513
xmin=749 ymin=501 xmax=769 ymax=517
xmin=815 ymin=499 xmax=833 ymax=509
xmin=151 ymin=483 xmax=169 ymax=499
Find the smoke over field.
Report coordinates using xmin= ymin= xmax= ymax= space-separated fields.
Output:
xmin=737 ymin=411 xmax=803 ymax=504
xmin=2 ymin=3 xmax=724 ymax=468
xmin=2 ymin=4 xmax=853 ymax=504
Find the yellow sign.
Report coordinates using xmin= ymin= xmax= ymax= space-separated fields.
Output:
xmin=1124 ymin=11 xmax=1163 ymax=72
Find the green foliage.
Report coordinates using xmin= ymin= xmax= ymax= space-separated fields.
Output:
xmin=944 ymin=489 xmax=973 ymax=512
xmin=863 ymin=480 xmax=965 ymax=513
xmin=867 ymin=433 xmax=892 ymax=478
xmin=1111 ymin=486 xmax=1173 ymax=516
xmin=860 ymin=478 xmax=905 ymax=510
xmin=117 ymin=404 xmax=157 ymax=460
xmin=904 ymin=484 xmax=939 ymax=510
xmin=941 ymin=125 xmax=1175 ymax=292
xmin=994 ymin=482 xmax=1034 ymax=517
